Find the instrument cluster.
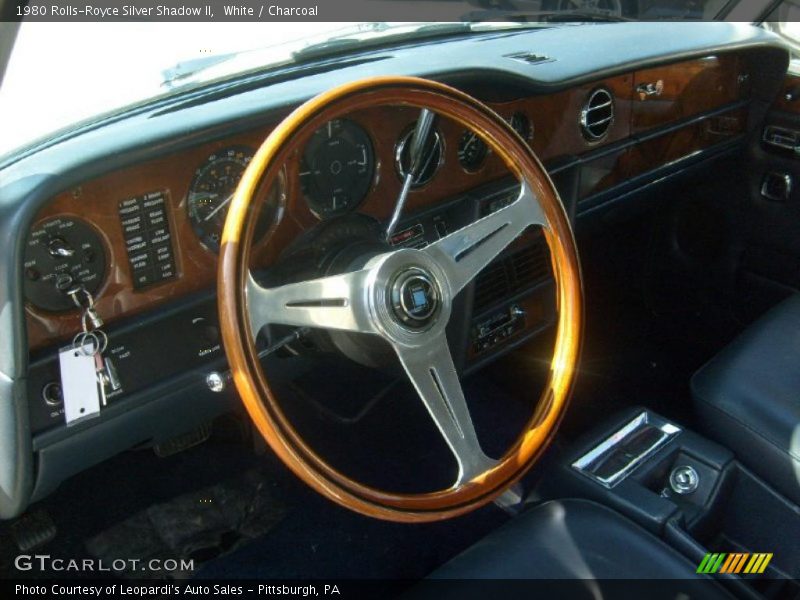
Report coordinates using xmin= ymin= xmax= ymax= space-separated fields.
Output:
xmin=23 ymin=107 xmax=536 ymax=319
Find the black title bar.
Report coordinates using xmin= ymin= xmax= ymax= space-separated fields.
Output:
xmin=5 ymin=0 xmax=484 ymax=22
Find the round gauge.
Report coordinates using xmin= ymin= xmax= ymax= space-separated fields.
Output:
xmin=457 ymin=130 xmax=488 ymax=172
xmin=24 ymin=216 xmax=107 ymax=312
xmin=396 ymin=126 xmax=443 ymax=187
xmin=299 ymin=119 xmax=375 ymax=219
xmin=510 ymin=112 xmax=533 ymax=141
xmin=187 ymin=146 xmax=283 ymax=253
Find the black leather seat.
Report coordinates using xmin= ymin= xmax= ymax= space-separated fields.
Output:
xmin=692 ymin=294 xmax=800 ymax=506
xmin=424 ymin=499 xmax=730 ymax=598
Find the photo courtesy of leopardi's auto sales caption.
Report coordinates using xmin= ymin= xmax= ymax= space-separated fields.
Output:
xmin=14 ymin=583 xmax=340 ymax=597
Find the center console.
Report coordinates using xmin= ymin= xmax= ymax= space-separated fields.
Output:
xmin=541 ymin=408 xmax=800 ymax=598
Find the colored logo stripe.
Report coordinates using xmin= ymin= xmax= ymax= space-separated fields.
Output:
xmin=697 ymin=553 xmax=773 ymax=574
xmin=697 ymin=553 xmax=726 ymax=574
xmin=743 ymin=553 xmax=773 ymax=574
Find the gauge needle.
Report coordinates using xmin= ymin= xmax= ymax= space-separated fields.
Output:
xmin=203 ymin=193 xmax=235 ymax=222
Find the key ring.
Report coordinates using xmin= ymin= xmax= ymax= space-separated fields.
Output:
xmin=68 ymin=285 xmax=94 ymax=311
xmin=72 ymin=330 xmax=107 ymax=356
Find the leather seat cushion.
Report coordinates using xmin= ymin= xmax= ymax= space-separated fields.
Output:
xmin=692 ymin=294 xmax=800 ymax=505
xmin=425 ymin=499 xmax=730 ymax=598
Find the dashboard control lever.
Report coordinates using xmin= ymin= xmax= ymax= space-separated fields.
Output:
xmin=386 ymin=108 xmax=436 ymax=241
xmin=260 ymin=326 xmax=311 ymax=357
xmin=206 ymin=326 xmax=311 ymax=392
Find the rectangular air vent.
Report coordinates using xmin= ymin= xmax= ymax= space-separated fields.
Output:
xmin=473 ymin=239 xmax=551 ymax=313
xmin=505 ymin=52 xmax=555 ymax=66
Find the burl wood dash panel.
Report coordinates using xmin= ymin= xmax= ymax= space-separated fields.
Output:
xmin=632 ymin=54 xmax=748 ymax=132
xmin=578 ymin=107 xmax=748 ymax=200
xmin=26 ymin=55 xmax=750 ymax=351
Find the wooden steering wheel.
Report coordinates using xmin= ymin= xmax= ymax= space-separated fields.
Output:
xmin=218 ymin=76 xmax=583 ymax=522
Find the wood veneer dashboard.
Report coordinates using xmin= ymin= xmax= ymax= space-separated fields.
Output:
xmin=25 ymin=52 xmax=751 ymax=352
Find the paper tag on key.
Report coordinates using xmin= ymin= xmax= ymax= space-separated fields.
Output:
xmin=58 ymin=344 xmax=102 ymax=425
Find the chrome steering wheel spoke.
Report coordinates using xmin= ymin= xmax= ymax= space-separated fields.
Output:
xmin=246 ymin=269 xmax=377 ymax=335
xmin=394 ymin=334 xmax=495 ymax=484
xmin=423 ymin=181 xmax=546 ymax=296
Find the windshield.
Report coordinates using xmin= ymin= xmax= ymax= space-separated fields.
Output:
xmin=0 ymin=22 xmax=365 ymax=158
xmin=0 ymin=2 xmax=735 ymax=160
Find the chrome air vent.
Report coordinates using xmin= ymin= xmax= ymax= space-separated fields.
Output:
xmin=504 ymin=52 xmax=554 ymax=66
xmin=580 ymin=88 xmax=614 ymax=142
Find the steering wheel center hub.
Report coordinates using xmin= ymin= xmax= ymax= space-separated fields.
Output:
xmin=390 ymin=267 xmax=440 ymax=328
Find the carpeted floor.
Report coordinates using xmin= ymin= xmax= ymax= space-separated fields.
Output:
xmin=0 ymin=372 xmax=522 ymax=581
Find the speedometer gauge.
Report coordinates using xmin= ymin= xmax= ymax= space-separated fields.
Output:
xmin=187 ymin=146 xmax=283 ymax=253
xmin=299 ymin=119 xmax=375 ymax=219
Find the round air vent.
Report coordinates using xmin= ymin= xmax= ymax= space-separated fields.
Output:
xmin=395 ymin=128 xmax=443 ymax=187
xmin=580 ymin=88 xmax=614 ymax=142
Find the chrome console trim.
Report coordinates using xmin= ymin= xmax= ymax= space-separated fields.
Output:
xmin=572 ymin=411 xmax=681 ymax=489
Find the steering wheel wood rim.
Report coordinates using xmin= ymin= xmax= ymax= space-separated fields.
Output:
xmin=218 ymin=76 xmax=583 ymax=522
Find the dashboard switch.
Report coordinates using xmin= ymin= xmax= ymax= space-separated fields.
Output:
xmin=202 ymin=324 xmax=220 ymax=345
xmin=192 ymin=316 xmax=221 ymax=346
xmin=206 ymin=372 xmax=226 ymax=393
xmin=47 ymin=237 xmax=75 ymax=258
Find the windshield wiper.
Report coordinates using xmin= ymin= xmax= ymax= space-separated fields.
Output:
xmin=161 ymin=52 xmax=240 ymax=88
